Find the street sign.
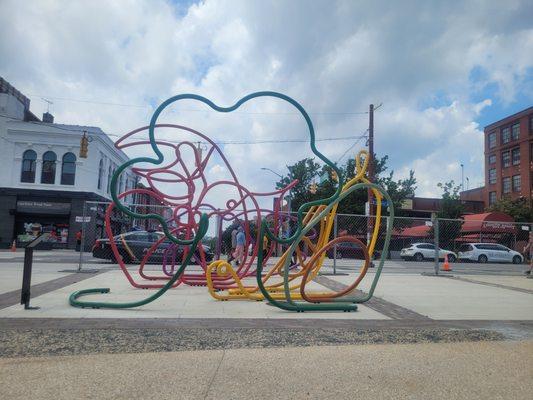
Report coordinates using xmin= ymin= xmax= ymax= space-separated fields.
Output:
xmin=370 ymin=198 xmax=388 ymax=207
xmin=75 ymin=216 xmax=91 ymax=223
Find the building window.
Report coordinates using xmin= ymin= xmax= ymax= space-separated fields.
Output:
xmin=21 ymin=150 xmax=37 ymax=183
xmin=511 ymin=123 xmax=520 ymax=140
xmin=512 ymin=175 xmax=521 ymax=192
xmin=511 ymin=148 xmax=520 ymax=165
xmin=107 ymin=165 xmax=112 ymax=194
xmin=119 ymin=174 xmax=124 ymax=195
xmin=502 ymin=176 xmax=511 ymax=194
xmin=489 ymin=168 xmax=496 ymax=184
xmin=60 ymin=152 xmax=76 ymax=185
xmin=489 ymin=191 xmax=496 ymax=205
xmin=501 ymin=127 xmax=510 ymax=144
xmin=41 ymin=151 xmax=57 ymax=184
xmin=488 ymin=132 xmax=496 ymax=148
xmin=97 ymin=159 xmax=104 ymax=190
xmin=501 ymin=151 xmax=510 ymax=168
xmin=488 ymin=154 xmax=496 ymax=164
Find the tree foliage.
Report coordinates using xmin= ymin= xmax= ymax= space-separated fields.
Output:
xmin=487 ymin=197 xmax=533 ymax=223
xmin=275 ymin=153 xmax=416 ymax=215
xmin=435 ymin=180 xmax=464 ymax=250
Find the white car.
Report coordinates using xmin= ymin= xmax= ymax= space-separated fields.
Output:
xmin=458 ymin=243 xmax=523 ymax=264
xmin=400 ymin=242 xmax=457 ymax=262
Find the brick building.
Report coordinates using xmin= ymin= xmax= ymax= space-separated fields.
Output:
xmin=484 ymin=106 xmax=533 ymax=207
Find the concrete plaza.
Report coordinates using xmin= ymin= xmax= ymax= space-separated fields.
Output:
xmin=0 ymin=251 xmax=532 ymax=399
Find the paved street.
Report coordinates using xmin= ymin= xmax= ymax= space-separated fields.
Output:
xmin=0 ymin=249 xmax=528 ymax=276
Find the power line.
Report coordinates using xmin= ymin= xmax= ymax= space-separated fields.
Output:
xmin=107 ymin=133 xmax=368 ymax=146
xmin=2 ymin=114 xmax=368 ymax=146
xmin=336 ymin=130 xmax=368 ymax=163
xmin=26 ymin=94 xmax=369 ymax=116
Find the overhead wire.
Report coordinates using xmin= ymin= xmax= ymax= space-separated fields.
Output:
xmin=26 ymin=94 xmax=369 ymax=116
xmin=336 ymin=129 xmax=368 ymax=164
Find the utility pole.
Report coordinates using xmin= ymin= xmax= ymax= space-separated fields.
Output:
xmin=367 ymin=104 xmax=374 ymax=246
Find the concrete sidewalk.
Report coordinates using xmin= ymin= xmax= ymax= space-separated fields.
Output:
xmin=1 ymin=340 xmax=532 ymax=400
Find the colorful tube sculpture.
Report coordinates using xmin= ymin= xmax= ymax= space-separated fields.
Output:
xmin=69 ymin=91 xmax=393 ymax=312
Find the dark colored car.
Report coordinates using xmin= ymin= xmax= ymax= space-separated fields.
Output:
xmin=326 ymin=242 xmax=371 ymax=259
xmin=92 ymin=231 xmax=214 ymax=264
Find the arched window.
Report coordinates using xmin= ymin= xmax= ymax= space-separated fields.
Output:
xmin=107 ymin=165 xmax=113 ymax=194
xmin=97 ymin=159 xmax=104 ymax=190
xmin=41 ymin=151 xmax=57 ymax=184
xmin=61 ymin=152 xmax=76 ymax=185
xmin=119 ymin=173 xmax=124 ymax=195
xmin=21 ymin=150 xmax=37 ymax=183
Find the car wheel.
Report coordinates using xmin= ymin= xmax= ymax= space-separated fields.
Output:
xmin=478 ymin=254 xmax=488 ymax=263
xmin=447 ymin=254 xmax=456 ymax=263
xmin=512 ymin=255 xmax=522 ymax=264
xmin=336 ymin=252 xmax=343 ymax=259
xmin=414 ymin=253 xmax=424 ymax=262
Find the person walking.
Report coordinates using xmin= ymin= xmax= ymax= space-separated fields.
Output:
xmin=523 ymin=231 xmax=533 ymax=277
xmin=75 ymin=230 xmax=82 ymax=252
xmin=228 ymin=227 xmax=238 ymax=262
xmin=232 ymin=226 xmax=245 ymax=266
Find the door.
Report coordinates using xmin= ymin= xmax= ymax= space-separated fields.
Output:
xmin=494 ymin=244 xmax=512 ymax=262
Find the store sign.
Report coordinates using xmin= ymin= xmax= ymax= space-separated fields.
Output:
xmin=482 ymin=221 xmax=515 ymax=230
xmin=17 ymin=200 xmax=71 ymax=215
xmin=75 ymin=216 xmax=91 ymax=223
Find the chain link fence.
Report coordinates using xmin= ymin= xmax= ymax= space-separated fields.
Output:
xmin=77 ymin=200 xmax=533 ymax=272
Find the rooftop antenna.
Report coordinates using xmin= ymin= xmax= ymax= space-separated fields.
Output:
xmin=41 ymin=98 xmax=53 ymax=113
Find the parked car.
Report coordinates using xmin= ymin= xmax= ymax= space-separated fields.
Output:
xmin=326 ymin=242 xmax=380 ymax=259
xmin=92 ymin=231 xmax=214 ymax=264
xmin=400 ymin=242 xmax=457 ymax=262
xmin=458 ymin=243 xmax=523 ymax=264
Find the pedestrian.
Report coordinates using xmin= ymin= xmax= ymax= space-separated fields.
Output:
xmin=228 ymin=226 xmax=238 ymax=262
xmin=262 ymin=234 xmax=269 ymax=260
xmin=232 ymin=226 xmax=245 ymax=266
xmin=75 ymin=229 xmax=82 ymax=252
xmin=523 ymin=231 xmax=533 ymax=276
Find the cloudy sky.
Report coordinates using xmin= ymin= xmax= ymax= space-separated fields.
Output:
xmin=1 ymin=0 xmax=532 ymax=205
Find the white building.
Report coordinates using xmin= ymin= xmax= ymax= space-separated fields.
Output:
xmin=0 ymin=77 xmax=136 ymax=249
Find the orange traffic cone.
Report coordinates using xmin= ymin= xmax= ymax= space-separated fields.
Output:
xmin=441 ymin=253 xmax=452 ymax=271
xmin=10 ymin=240 xmax=16 ymax=252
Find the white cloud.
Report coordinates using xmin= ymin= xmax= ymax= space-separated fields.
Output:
xmin=1 ymin=0 xmax=532 ymax=204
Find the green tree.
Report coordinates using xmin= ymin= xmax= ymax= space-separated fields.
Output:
xmin=275 ymin=154 xmax=416 ymax=216
xmin=487 ymin=197 xmax=533 ymax=222
xmin=435 ymin=180 xmax=464 ymax=250
xmin=275 ymin=158 xmax=321 ymax=211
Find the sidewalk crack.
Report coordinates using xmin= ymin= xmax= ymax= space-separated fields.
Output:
xmin=203 ymin=349 xmax=226 ymax=400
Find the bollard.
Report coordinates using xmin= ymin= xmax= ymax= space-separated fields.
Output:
xmin=20 ymin=233 xmax=50 ymax=310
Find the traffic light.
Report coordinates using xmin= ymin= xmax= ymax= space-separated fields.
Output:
xmin=79 ymin=132 xmax=89 ymax=158
xmin=309 ymin=182 xmax=318 ymax=194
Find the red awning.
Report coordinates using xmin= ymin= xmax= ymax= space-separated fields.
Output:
xmin=461 ymin=212 xmax=516 ymax=234
xmin=393 ymin=224 xmax=431 ymax=238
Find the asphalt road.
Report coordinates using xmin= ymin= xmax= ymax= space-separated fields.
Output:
xmin=0 ymin=250 xmax=529 ymax=276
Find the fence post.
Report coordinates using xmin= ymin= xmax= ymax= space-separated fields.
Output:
xmin=333 ymin=214 xmax=337 ymax=275
xmin=386 ymin=215 xmax=391 ymax=260
xmin=215 ymin=210 xmax=222 ymax=259
xmin=77 ymin=200 xmax=86 ymax=272
xmin=433 ymin=214 xmax=439 ymax=275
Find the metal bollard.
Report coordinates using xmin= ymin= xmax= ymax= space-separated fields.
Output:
xmin=20 ymin=233 xmax=50 ymax=310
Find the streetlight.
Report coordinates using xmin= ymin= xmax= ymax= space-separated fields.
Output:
xmin=260 ymin=167 xmax=283 ymax=179
xmin=260 ymin=167 xmax=291 ymax=212
xmin=460 ymin=163 xmax=464 ymax=191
